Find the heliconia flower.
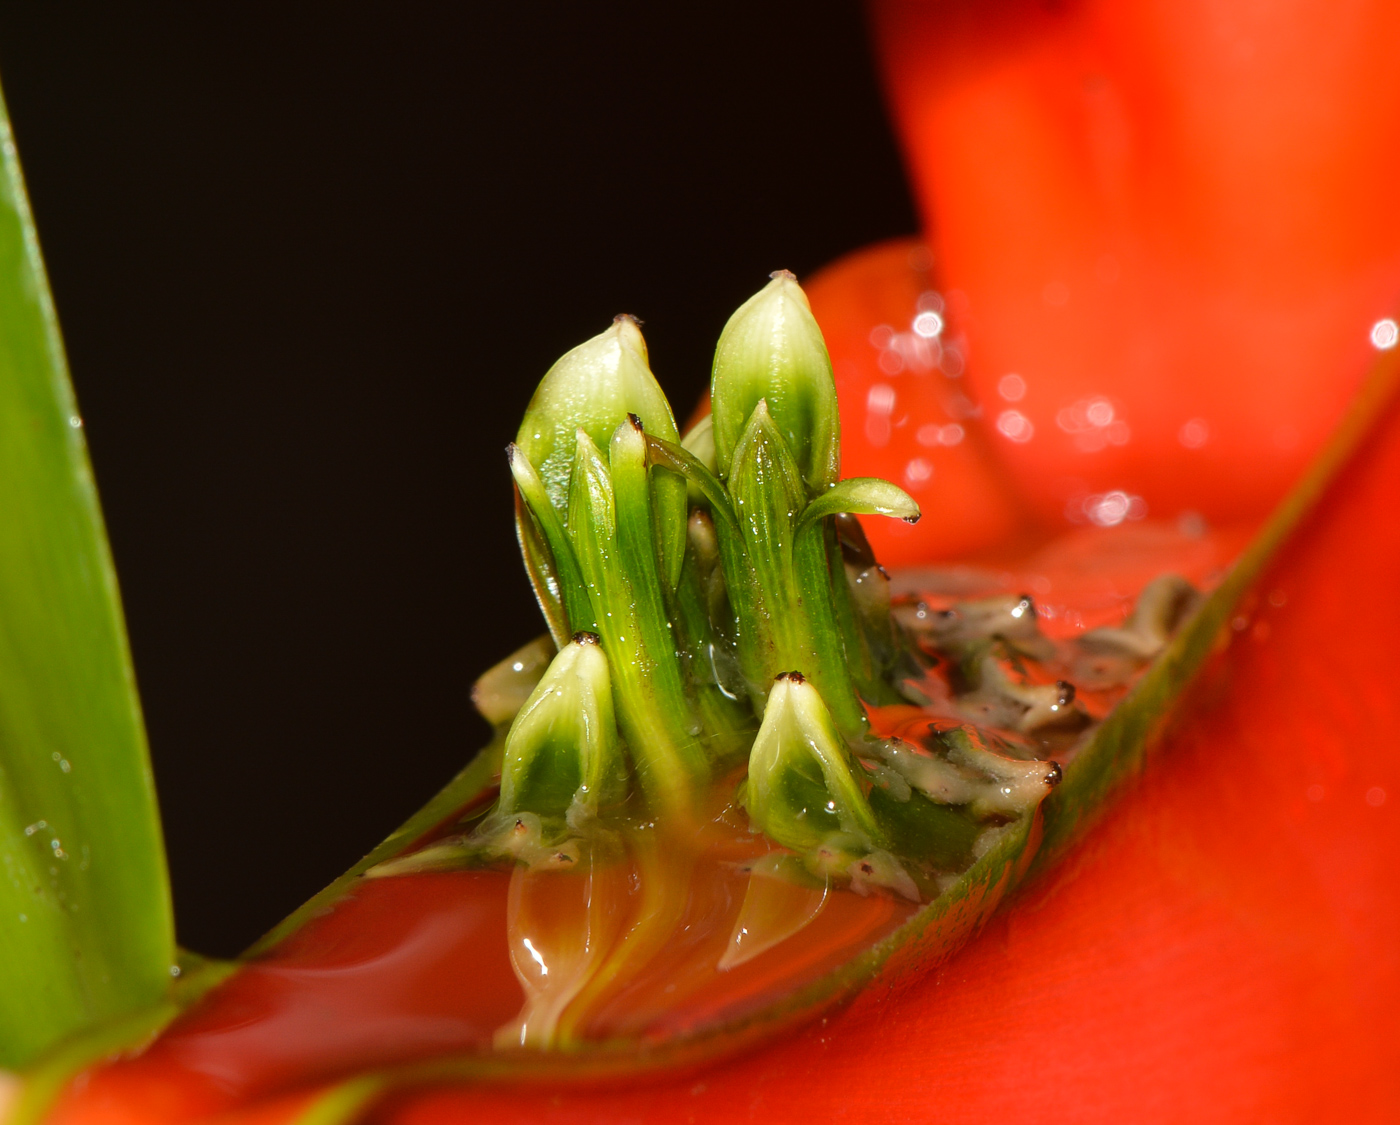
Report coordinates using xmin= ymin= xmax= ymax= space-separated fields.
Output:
xmin=711 ymin=271 xmax=841 ymax=495
xmin=515 ymin=314 xmax=681 ymax=515
xmin=496 ymin=632 xmax=625 ymax=821
xmin=743 ymin=670 xmax=883 ymax=855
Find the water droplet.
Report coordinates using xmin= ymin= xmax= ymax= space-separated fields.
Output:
xmin=912 ymin=311 xmax=943 ymax=338
xmin=997 ymin=373 xmax=1026 ymax=402
xmin=1179 ymin=418 xmax=1210 ymax=449
xmin=996 ymin=410 xmax=1034 ymax=443
xmin=904 ymin=458 xmax=934 ymax=487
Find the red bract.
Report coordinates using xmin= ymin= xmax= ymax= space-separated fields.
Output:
xmin=867 ymin=0 xmax=1400 ymax=538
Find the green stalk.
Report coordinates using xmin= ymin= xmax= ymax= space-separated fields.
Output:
xmin=567 ymin=430 xmax=706 ymax=816
xmin=790 ymin=515 xmax=870 ymax=732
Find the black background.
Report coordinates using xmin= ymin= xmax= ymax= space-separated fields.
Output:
xmin=0 ymin=4 xmax=915 ymax=956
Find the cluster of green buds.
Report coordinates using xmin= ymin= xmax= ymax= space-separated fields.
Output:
xmin=486 ymin=272 xmax=1043 ymax=895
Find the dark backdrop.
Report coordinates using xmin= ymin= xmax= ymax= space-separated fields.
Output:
xmin=0 ymin=3 xmax=916 ymax=956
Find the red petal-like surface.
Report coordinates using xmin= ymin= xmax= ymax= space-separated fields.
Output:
xmin=869 ymin=0 xmax=1400 ymax=528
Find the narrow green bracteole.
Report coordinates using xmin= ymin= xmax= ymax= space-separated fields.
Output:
xmin=710 ymin=271 xmax=840 ymax=496
xmin=743 ymin=671 xmax=883 ymax=855
xmin=498 ymin=632 xmax=627 ymax=820
xmin=794 ymin=483 xmax=920 ymax=710
xmin=611 ymin=416 xmax=745 ymax=758
xmin=566 ymin=429 xmax=708 ymax=817
xmin=721 ymin=400 xmax=807 ymax=704
xmin=508 ymin=444 xmax=595 ymax=636
xmin=513 ymin=484 xmax=570 ymax=650
xmin=609 ymin=416 xmax=678 ymax=667
xmin=789 ymin=515 xmax=872 ymax=733
xmin=666 ymin=516 xmax=753 ymax=746
xmin=642 ymin=432 xmax=737 ymax=530
xmin=719 ymin=401 xmax=866 ymax=732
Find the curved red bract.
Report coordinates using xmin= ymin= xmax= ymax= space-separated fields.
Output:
xmin=387 ymin=324 xmax=1400 ymax=1125
xmin=867 ymin=0 xmax=1400 ymax=531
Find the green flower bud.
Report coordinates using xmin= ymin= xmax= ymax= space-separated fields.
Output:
xmin=744 ymin=671 xmax=882 ymax=854
xmin=498 ymin=632 xmax=627 ymax=820
xmin=711 ymin=271 xmax=840 ymax=494
xmin=518 ymin=315 xmax=680 ymax=513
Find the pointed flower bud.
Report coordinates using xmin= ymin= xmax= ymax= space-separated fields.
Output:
xmin=744 ymin=671 xmax=882 ymax=854
xmin=711 ymin=272 xmax=840 ymax=494
xmin=518 ymin=316 xmax=680 ymax=512
xmin=498 ymin=632 xmax=627 ymax=820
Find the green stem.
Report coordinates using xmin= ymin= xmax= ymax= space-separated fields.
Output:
xmin=791 ymin=516 xmax=869 ymax=734
xmin=568 ymin=429 xmax=707 ymax=816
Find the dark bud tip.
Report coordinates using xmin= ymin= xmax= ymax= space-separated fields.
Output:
xmin=1044 ymin=761 xmax=1064 ymax=788
xmin=627 ymin=412 xmax=644 ymax=432
xmin=613 ymin=313 xmax=642 ymax=326
xmin=506 ymin=442 xmax=519 ymax=462
xmin=1055 ymin=680 xmax=1076 ymax=705
xmin=1017 ymin=595 xmax=1037 ymax=615
xmin=769 ymin=268 xmax=797 ymax=281
xmin=903 ymin=514 xmax=921 ymax=525
xmin=572 ymin=631 xmax=602 ymax=646
xmin=776 ymin=670 xmax=806 ymax=684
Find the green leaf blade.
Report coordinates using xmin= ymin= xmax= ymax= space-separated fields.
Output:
xmin=0 ymin=89 xmax=173 ymax=1066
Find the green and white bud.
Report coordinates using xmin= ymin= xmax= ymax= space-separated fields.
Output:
xmin=499 ymin=632 xmax=627 ymax=820
xmin=743 ymin=671 xmax=882 ymax=854
xmin=711 ymin=271 xmax=840 ymax=495
xmin=518 ymin=315 xmax=680 ymax=514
